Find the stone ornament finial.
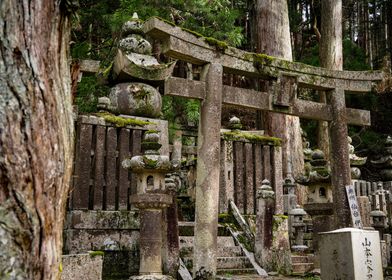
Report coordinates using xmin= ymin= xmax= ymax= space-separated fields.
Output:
xmin=257 ymin=179 xmax=275 ymax=199
xmin=283 ymin=177 xmax=296 ymax=195
xmin=229 ymin=116 xmax=242 ymax=130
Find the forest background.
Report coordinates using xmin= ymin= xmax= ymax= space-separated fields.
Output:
xmin=71 ymin=0 xmax=392 ymax=180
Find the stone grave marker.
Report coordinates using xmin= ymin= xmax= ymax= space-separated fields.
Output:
xmin=319 ymin=228 xmax=382 ymax=280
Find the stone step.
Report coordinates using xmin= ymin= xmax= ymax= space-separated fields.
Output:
xmin=179 ymin=236 xmax=236 ymax=248
xmin=215 ymin=274 xmax=265 ymax=280
xmin=291 ymin=263 xmax=314 ymax=275
xmin=61 ymin=253 xmax=103 ymax=280
xmin=291 ymin=254 xmax=314 ymax=264
xmin=178 ymin=221 xmax=230 ymax=236
xmin=183 ymin=257 xmax=253 ymax=270
xmin=180 ymin=246 xmax=244 ymax=258
xmin=216 ymin=268 xmax=259 ymax=276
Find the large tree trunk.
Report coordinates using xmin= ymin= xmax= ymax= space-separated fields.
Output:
xmin=318 ymin=0 xmax=345 ymax=159
xmin=0 ymin=1 xmax=73 ymax=279
xmin=320 ymin=0 xmax=351 ymax=228
xmin=253 ymin=0 xmax=305 ymax=202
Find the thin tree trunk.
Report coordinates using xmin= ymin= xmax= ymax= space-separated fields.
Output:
xmin=253 ymin=0 xmax=304 ymax=199
xmin=0 ymin=1 xmax=73 ymax=279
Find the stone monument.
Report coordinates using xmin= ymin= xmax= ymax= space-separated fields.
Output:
xmin=319 ymin=228 xmax=382 ymax=280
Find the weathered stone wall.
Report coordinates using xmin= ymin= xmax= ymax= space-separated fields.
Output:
xmin=63 ymin=210 xmax=140 ymax=279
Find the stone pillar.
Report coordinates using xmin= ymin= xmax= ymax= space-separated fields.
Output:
xmin=123 ymin=132 xmax=174 ymax=280
xmin=255 ymin=180 xmax=275 ymax=269
xmin=272 ymin=146 xmax=284 ymax=214
xmin=357 ymin=196 xmax=372 ymax=228
xmin=283 ymin=177 xmax=297 ymax=214
xmin=139 ymin=208 xmax=165 ymax=275
xmin=193 ymin=63 xmax=223 ymax=278
xmin=329 ymin=88 xmax=352 ymax=228
xmin=164 ymin=176 xmax=180 ymax=278
xmin=219 ymin=139 xmax=234 ymax=213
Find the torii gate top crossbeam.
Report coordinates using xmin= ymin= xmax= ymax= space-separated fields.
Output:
xmin=143 ymin=17 xmax=385 ymax=93
xmin=139 ymin=17 xmax=387 ymax=127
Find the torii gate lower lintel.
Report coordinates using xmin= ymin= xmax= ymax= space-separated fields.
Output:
xmin=138 ymin=17 xmax=387 ymax=277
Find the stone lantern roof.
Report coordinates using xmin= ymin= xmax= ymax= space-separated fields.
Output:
xmin=122 ymin=131 xmax=172 ymax=173
xmin=289 ymin=205 xmax=307 ymax=216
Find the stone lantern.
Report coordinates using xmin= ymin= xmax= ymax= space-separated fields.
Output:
xmin=348 ymin=136 xmax=367 ymax=179
xmin=371 ymin=135 xmax=392 ymax=181
xmin=297 ymin=149 xmax=333 ymax=263
xmin=289 ymin=205 xmax=308 ymax=252
xmin=370 ymin=208 xmax=387 ymax=239
xmin=283 ymin=177 xmax=297 ymax=214
xmin=122 ymin=131 xmax=174 ymax=280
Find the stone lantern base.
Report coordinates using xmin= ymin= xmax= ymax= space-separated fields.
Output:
xmin=129 ymin=275 xmax=175 ymax=280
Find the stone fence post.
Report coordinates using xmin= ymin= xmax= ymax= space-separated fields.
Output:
xmin=255 ymin=179 xmax=275 ymax=269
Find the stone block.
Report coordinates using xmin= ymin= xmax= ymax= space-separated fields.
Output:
xmin=61 ymin=253 xmax=103 ymax=280
xmin=319 ymin=228 xmax=382 ymax=280
xmin=64 ymin=229 xmax=139 ymax=253
xmin=357 ymin=196 xmax=372 ymax=228
xmin=65 ymin=210 xmax=140 ymax=230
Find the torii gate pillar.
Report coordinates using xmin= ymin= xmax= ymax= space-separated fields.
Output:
xmin=330 ymin=88 xmax=352 ymax=228
xmin=193 ymin=63 xmax=223 ymax=278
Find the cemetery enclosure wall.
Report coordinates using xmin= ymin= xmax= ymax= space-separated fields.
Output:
xmin=69 ymin=115 xmax=169 ymax=211
xmin=69 ymin=117 xmax=281 ymax=215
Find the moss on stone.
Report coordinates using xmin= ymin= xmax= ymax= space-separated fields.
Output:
xmin=145 ymin=129 xmax=159 ymax=134
xmin=151 ymin=16 xmax=176 ymax=26
xmin=141 ymin=141 xmax=162 ymax=151
xmin=237 ymin=232 xmax=253 ymax=252
xmin=96 ymin=112 xmax=151 ymax=127
xmin=134 ymin=102 xmax=159 ymax=118
xmin=272 ymin=214 xmax=288 ymax=233
xmin=222 ymin=131 xmax=281 ymax=146
xmin=204 ymin=37 xmax=228 ymax=52
xmin=181 ymin=27 xmax=203 ymax=38
xmin=142 ymin=156 xmax=159 ymax=168
xmin=89 ymin=250 xmax=105 ymax=257
xmin=218 ymin=213 xmax=235 ymax=224
xmin=101 ymin=62 xmax=113 ymax=79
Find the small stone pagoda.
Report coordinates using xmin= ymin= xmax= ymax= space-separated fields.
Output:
xmin=98 ymin=13 xmax=175 ymax=117
xmin=372 ymin=135 xmax=392 ymax=181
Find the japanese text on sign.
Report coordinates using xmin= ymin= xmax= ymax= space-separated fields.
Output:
xmin=346 ymin=185 xmax=363 ymax=229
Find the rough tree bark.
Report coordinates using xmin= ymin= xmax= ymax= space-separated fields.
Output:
xmin=318 ymin=0 xmax=345 ymax=159
xmin=320 ymin=0 xmax=352 ymax=228
xmin=0 ymin=1 xmax=73 ymax=279
xmin=253 ymin=0 xmax=305 ymax=202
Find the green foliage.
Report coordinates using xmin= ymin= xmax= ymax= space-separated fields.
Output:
xmin=343 ymin=39 xmax=370 ymax=71
xmin=112 ymin=0 xmax=245 ymax=47
xmin=162 ymin=96 xmax=200 ymax=125
xmin=71 ymin=1 xmax=120 ymax=65
xmin=76 ymin=76 xmax=110 ymax=112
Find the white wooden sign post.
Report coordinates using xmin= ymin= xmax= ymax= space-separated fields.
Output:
xmin=346 ymin=185 xmax=363 ymax=229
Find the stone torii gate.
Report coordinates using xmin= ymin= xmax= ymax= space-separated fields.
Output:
xmin=129 ymin=17 xmax=386 ymax=277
